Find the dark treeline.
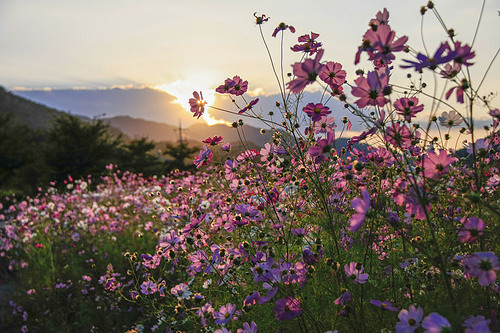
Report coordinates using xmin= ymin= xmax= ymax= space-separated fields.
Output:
xmin=0 ymin=112 xmax=199 ymax=201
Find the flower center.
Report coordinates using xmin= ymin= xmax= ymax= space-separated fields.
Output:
xmin=479 ymin=259 xmax=492 ymax=271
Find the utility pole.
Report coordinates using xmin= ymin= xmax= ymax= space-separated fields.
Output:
xmin=174 ymin=119 xmax=188 ymax=145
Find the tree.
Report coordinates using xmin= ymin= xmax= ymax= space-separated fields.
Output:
xmin=163 ymin=141 xmax=199 ymax=171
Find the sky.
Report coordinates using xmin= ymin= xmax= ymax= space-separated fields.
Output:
xmin=1 ymin=0 xmax=498 ymax=130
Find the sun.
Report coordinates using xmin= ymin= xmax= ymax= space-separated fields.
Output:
xmin=154 ymin=78 xmax=231 ymax=126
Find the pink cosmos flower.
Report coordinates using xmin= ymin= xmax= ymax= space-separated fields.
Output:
xmin=348 ymin=188 xmax=370 ymax=232
xmin=313 ymin=116 xmax=336 ymax=134
xmin=229 ymin=75 xmax=248 ymax=96
xmin=452 ymin=41 xmax=475 ymax=67
xmin=351 ymin=71 xmax=390 ymax=108
xmin=463 ymin=252 xmax=500 ymax=286
xmin=237 ymin=321 xmax=258 ymax=333
xmin=215 ymin=303 xmax=236 ymax=325
xmin=422 ymin=313 xmax=451 ymax=332
xmin=302 ymin=102 xmax=331 ymax=122
xmin=291 ymin=32 xmax=322 ymax=55
xmin=458 ymin=217 xmax=484 ymax=243
xmin=140 ymin=280 xmax=157 ymax=295
xmin=445 ymin=79 xmax=468 ymax=103
xmin=369 ymin=8 xmax=390 ymax=28
xmin=189 ymin=91 xmax=206 ymax=119
xmin=287 ymin=49 xmax=324 ymax=93
xmin=319 ymin=62 xmax=346 ymax=87
xmin=385 ymin=122 xmax=412 ymax=149
xmin=344 ymin=262 xmax=369 ymax=284
xmin=363 ymin=24 xmax=408 ymax=64
xmin=273 ymin=297 xmax=302 ymax=320
xmin=224 ymin=160 xmax=238 ymax=181
xmin=422 ymin=149 xmax=457 ymax=179
xmin=308 ymin=130 xmax=335 ymax=158
xmin=202 ymin=136 xmax=223 ymax=146
xmin=396 ymin=305 xmax=424 ymax=333
xmin=394 ymin=97 xmax=424 ymax=122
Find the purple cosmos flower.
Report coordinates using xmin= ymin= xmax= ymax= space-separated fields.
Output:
xmin=309 ymin=130 xmax=335 ymax=158
xmin=140 ymin=280 xmax=157 ymax=295
xmin=334 ymin=290 xmax=351 ymax=305
xmin=259 ymin=286 xmax=279 ymax=304
xmin=221 ymin=143 xmax=231 ymax=152
xmin=385 ymin=123 xmax=413 ymax=149
xmin=193 ymin=145 xmax=213 ymax=169
xmin=189 ymin=91 xmax=206 ymax=119
xmin=370 ymin=299 xmax=398 ymax=312
xmin=394 ymin=97 xmax=424 ymax=122
xmin=272 ymin=22 xmax=295 ymax=37
xmin=215 ymin=303 xmax=236 ymax=325
xmin=237 ymin=321 xmax=258 ymax=333
xmin=363 ymin=24 xmax=408 ymax=64
xmin=351 ymin=71 xmax=390 ymax=108
xmin=401 ymin=42 xmax=456 ymax=71
xmin=170 ymin=283 xmax=191 ymax=299
xmin=369 ymin=8 xmax=390 ymax=28
xmin=396 ymin=304 xmax=423 ymax=333
xmin=302 ymin=103 xmax=331 ymax=122
xmin=348 ymin=188 xmax=370 ymax=232
xmin=216 ymin=78 xmax=236 ymax=94
xmin=239 ymin=98 xmax=259 ymax=114
xmin=273 ymin=297 xmax=302 ymax=321
xmin=422 ymin=312 xmax=451 ymax=332
xmin=243 ymin=291 xmax=261 ymax=307
xmin=287 ymin=49 xmax=324 ymax=93
xmin=313 ymin=116 xmax=336 ymax=134
xmin=445 ymin=79 xmax=468 ymax=103
xmin=463 ymin=315 xmax=491 ymax=333
xmin=344 ymin=262 xmax=369 ymax=284
xmin=463 ymin=252 xmax=500 ymax=286
xmin=458 ymin=217 xmax=484 ymax=243
xmin=452 ymin=41 xmax=475 ymax=67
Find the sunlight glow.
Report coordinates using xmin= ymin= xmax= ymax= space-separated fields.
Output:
xmin=154 ymin=79 xmax=231 ymax=127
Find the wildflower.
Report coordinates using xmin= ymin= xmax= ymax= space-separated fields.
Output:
xmin=224 ymin=160 xmax=238 ymax=181
xmin=465 ymin=138 xmax=490 ymax=155
xmin=253 ymin=13 xmax=269 ymax=25
xmin=363 ymin=24 xmax=408 ymax=64
xmin=291 ymin=32 xmax=322 ymax=55
xmin=287 ymin=49 xmax=324 ymax=93
xmin=422 ymin=312 xmax=451 ymax=332
xmin=216 ymin=78 xmax=236 ymax=94
xmin=464 ymin=252 xmax=500 ymax=286
xmin=170 ymin=283 xmax=192 ymax=299
xmin=188 ymin=91 xmax=206 ymax=119
xmin=452 ymin=41 xmax=475 ymax=67
xmin=221 ymin=143 xmax=231 ymax=152
xmin=394 ymin=97 xmax=424 ymax=122
xmin=215 ymin=303 xmax=236 ymax=325
xmin=237 ymin=321 xmax=258 ymax=333
xmin=438 ymin=110 xmax=462 ymax=127
xmin=243 ymin=291 xmax=261 ymax=307
xmin=239 ymin=98 xmax=259 ymax=114
xmin=202 ymin=136 xmax=223 ymax=146
xmin=401 ymin=42 xmax=456 ymax=71
xmin=463 ymin=315 xmax=491 ymax=333
xmin=302 ymin=103 xmax=331 ymax=122
xmin=348 ymin=188 xmax=370 ymax=232
xmin=370 ymin=299 xmax=398 ymax=312
xmin=193 ymin=146 xmax=213 ymax=169
xmin=458 ymin=217 xmax=484 ymax=243
xmin=272 ymin=22 xmax=295 ymax=37
xmin=313 ymin=115 xmax=336 ymax=134
xmin=319 ymin=62 xmax=346 ymax=88
xmin=273 ymin=297 xmax=302 ymax=320
xmin=344 ymin=262 xmax=369 ymax=284
xmin=422 ymin=149 xmax=456 ymax=179
xmin=445 ymin=79 xmax=468 ymax=103
xmin=385 ymin=122 xmax=413 ymax=149
xmin=308 ymin=130 xmax=335 ymax=158
xmin=229 ymin=76 xmax=248 ymax=96
xmin=334 ymin=290 xmax=351 ymax=305
xmin=369 ymin=8 xmax=390 ymax=29
xmin=140 ymin=280 xmax=157 ymax=295
xmin=489 ymin=108 xmax=500 ymax=119
xmin=396 ymin=305 xmax=424 ymax=333
xmin=351 ymin=71 xmax=390 ymax=108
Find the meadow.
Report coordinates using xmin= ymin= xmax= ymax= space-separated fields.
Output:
xmin=1 ymin=3 xmax=499 ymax=332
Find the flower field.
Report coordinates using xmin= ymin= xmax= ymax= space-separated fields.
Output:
xmin=1 ymin=3 xmax=500 ymax=332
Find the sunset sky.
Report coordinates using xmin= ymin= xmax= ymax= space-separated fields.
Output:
xmin=1 ymin=0 xmax=498 ymax=127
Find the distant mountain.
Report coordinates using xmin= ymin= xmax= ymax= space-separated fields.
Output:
xmin=0 ymin=86 xmax=65 ymax=128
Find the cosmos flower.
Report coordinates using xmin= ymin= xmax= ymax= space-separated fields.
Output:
xmin=422 ymin=149 xmax=457 ymax=179
xmin=302 ymin=103 xmax=331 ymax=122
xmin=287 ymin=49 xmax=324 ymax=93
xmin=189 ymin=91 xmax=206 ymax=119
xmin=273 ymin=297 xmax=302 ymax=320
xmin=422 ymin=313 xmax=451 ymax=333
xmin=394 ymin=97 xmax=424 ymax=122
xmin=463 ymin=252 xmax=500 ymax=286
xmin=319 ymin=62 xmax=346 ymax=87
xmin=215 ymin=303 xmax=236 ymax=325
xmin=396 ymin=305 xmax=424 ymax=333
xmin=370 ymin=299 xmax=398 ymax=312
xmin=458 ymin=217 xmax=484 ymax=243
xmin=348 ymin=188 xmax=370 ymax=232
xmin=438 ymin=110 xmax=463 ymax=127
xmin=351 ymin=71 xmax=390 ymax=108
xmin=272 ymin=22 xmax=295 ymax=37
xmin=344 ymin=262 xmax=369 ymax=284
